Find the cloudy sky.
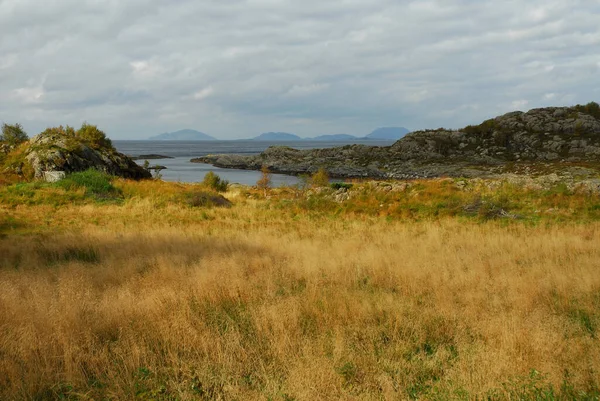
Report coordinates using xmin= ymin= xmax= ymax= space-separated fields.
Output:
xmin=1 ymin=0 xmax=599 ymax=139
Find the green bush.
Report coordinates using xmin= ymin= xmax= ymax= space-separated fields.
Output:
xmin=56 ymin=169 xmax=120 ymax=199
xmin=202 ymin=171 xmax=229 ymax=192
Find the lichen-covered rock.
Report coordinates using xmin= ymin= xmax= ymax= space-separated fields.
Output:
xmin=20 ymin=131 xmax=151 ymax=180
xmin=193 ymin=104 xmax=600 ymax=179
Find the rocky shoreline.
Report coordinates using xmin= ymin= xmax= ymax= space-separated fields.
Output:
xmin=192 ymin=104 xmax=600 ymax=179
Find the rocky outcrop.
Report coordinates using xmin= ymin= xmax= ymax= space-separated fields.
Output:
xmin=391 ymin=106 xmax=600 ymax=163
xmin=192 ymin=104 xmax=600 ymax=178
xmin=21 ymin=132 xmax=151 ymax=180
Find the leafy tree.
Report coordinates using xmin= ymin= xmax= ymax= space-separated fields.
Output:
xmin=257 ymin=165 xmax=272 ymax=196
xmin=152 ymin=167 xmax=163 ymax=180
xmin=1 ymin=123 xmax=28 ymax=148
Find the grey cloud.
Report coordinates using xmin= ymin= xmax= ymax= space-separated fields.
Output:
xmin=1 ymin=0 xmax=599 ymax=139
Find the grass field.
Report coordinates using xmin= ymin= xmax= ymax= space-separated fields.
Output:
xmin=1 ymin=174 xmax=599 ymax=400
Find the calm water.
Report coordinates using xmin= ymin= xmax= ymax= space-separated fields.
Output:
xmin=113 ymin=140 xmax=394 ymax=186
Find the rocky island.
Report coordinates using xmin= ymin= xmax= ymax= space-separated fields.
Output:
xmin=193 ymin=103 xmax=600 ymax=178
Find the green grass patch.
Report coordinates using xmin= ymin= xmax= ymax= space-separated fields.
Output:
xmin=0 ymin=169 xmax=122 ymax=206
xmin=56 ymin=169 xmax=121 ymax=200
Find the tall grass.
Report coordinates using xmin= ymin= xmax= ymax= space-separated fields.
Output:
xmin=0 ymin=179 xmax=599 ymax=399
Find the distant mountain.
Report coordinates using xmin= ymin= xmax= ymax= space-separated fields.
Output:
xmin=366 ymin=127 xmax=410 ymax=140
xmin=309 ymin=134 xmax=360 ymax=141
xmin=252 ymin=132 xmax=302 ymax=141
xmin=149 ymin=129 xmax=216 ymax=140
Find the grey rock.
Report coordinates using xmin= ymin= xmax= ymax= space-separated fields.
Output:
xmin=43 ymin=171 xmax=66 ymax=182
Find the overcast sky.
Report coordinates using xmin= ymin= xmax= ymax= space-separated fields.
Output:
xmin=1 ymin=0 xmax=599 ymax=139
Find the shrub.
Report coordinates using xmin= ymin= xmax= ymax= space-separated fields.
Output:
xmin=1 ymin=141 xmax=34 ymax=180
xmin=1 ymin=123 xmax=28 ymax=148
xmin=152 ymin=167 xmax=164 ymax=180
xmin=76 ymin=123 xmax=113 ymax=150
xmin=38 ymin=123 xmax=113 ymax=151
xmin=257 ymin=165 xmax=272 ymax=195
xmin=40 ymin=125 xmax=77 ymax=138
xmin=462 ymin=118 xmax=496 ymax=137
xmin=574 ymin=101 xmax=600 ymax=119
xmin=187 ymin=191 xmax=232 ymax=208
xmin=330 ymin=182 xmax=353 ymax=190
xmin=202 ymin=171 xmax=229 ymax=192
xmin=310 ymin=168 xmax=329 ymax=188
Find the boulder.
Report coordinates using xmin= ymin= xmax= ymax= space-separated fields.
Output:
xmin=43 ymin=171 xmax=66 ymax=183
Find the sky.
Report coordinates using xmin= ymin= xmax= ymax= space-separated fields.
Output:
xmin=1 ymin=0 xmax=599 ymax=140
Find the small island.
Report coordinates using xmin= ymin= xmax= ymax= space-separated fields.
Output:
xmin=130 ymin=154 xmax=174 ymax=160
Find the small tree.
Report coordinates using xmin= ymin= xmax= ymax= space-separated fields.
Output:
xmin=310 ymin=167 xmax=329 ymax=188
xmin=293 ymin=174 xmax=310 ymax=197
xmin=152 ymin=166 xmax=164 ymax=180
xmin=1 ymin=123 xmax=28 ymax=148
xmin=257 ymin=165 xmax=272 ymax=196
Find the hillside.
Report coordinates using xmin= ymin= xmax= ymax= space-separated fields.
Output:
xmin=366 ymin=127 xmax=410 ymax=140
xmin=149 ymin=129 xmax=216 ymax=140
xmin=194 ymin=103 xmax=600 ymax=178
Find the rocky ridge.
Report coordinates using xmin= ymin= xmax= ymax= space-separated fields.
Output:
xmin=193 ymin=104 xmax=600 ymax=179
xmin=310 ymin=174 xmax=600 ymax=207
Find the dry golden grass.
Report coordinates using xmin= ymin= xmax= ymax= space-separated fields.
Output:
xmin=1 ymin=180 xmax=599 ymax=400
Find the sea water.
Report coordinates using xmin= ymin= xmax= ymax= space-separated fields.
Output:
xmin=113 ymin=140 xmax=394 ymax=187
